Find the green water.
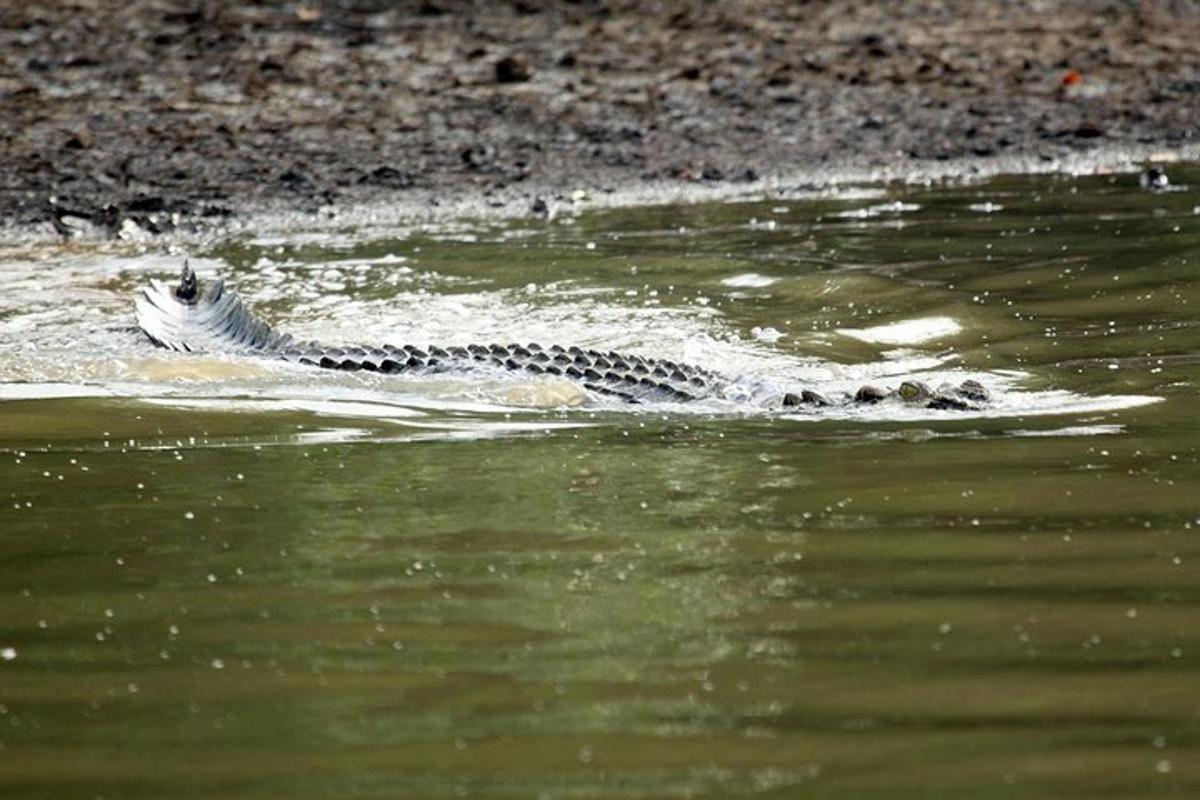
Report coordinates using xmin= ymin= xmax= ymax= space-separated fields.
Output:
xmin=2 ymin=168 xmax=1199 ymax=798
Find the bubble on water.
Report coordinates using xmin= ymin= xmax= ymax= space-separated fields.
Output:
xmin=184 ymin=511 xmax=195 ymax=520
xmin=0 ymin=647 xmax=16 ymax=661
xmin=211 ymin=658 xmax=225 ymax=670
xmin=1155 ymin=759 xmax=1171 ymax=774
xmin=751 ymin=326 xmax=784 ymax=343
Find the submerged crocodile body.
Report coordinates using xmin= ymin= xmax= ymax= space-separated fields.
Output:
xmin=135 ymin=265 xmax=990 ymax=411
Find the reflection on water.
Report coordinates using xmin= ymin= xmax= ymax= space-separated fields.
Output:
xmin=1 ymin=167 xmax=1199 ymax=798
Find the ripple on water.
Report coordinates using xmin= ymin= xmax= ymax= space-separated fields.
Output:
xmin=0 ymin=186 xmax=1179 ymax=427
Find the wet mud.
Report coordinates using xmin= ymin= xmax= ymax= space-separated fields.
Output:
xmin=2 ymin=0 xmax=1198 ymax=238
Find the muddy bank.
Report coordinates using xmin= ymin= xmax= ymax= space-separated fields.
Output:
xmin=2 ymin=0 xmax=1198 ymax=239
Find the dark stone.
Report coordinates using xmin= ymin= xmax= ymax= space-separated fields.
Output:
xmin=359 ymin=166 xmax=413 ymax=188
xmin=126 ymin=195 xmax=166 ymax=212
xmin=495 ymin=55 xmax=531 ymax=83
xmin=1140 ymin=167 xmax=1169 ymax=191
xmin=279 ymin=167 xmax=309 ymax=184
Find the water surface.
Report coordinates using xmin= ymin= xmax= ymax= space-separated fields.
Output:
xmin=2 ymin=168 xmax=1199 ymax=798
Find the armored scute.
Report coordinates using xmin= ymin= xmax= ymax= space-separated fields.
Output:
xmin=136 ymin=264 xmax=990 ymax=411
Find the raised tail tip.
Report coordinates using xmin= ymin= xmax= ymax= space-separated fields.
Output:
xmin=175 ymin=260 xmax=199 ymax=303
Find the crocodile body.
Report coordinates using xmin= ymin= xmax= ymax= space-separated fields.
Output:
xmin=134 ymin=265 xmax=989 ymax=410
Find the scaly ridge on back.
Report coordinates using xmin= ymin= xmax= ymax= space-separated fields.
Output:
xmin=134 ymin=265 xmax=991 ymax=410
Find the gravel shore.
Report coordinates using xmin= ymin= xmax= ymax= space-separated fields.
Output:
xmin=2 ymin=0 xmax=1198 ymax=238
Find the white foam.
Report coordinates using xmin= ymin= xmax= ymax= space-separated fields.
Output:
xmin=835 ymin=201 xmax=921 ymax=219
xmin=838 ymin=317 xmax=962 ymax=345
xmin=721 ymin=273 xmax=778 ymax=288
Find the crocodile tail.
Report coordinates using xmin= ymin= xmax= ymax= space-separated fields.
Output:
xmin=135 ymin=262 xmax=290 ymax=353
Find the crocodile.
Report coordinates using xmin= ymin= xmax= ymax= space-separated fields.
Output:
xmin=134 ymin=264 xmax=990 ymax=411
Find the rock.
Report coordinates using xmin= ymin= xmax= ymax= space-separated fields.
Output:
xmin=279 ymin=167 xmax=310 ymax=184
xmin=125 ymin=195 xmax=166 ymax=212
xmin=1139 ymin=167 xmax=1169 ymax=191
xmin=359 ymin=166 xmax=413 ymax=189
xmin=495 ymin=55 xmax=531 ymax=83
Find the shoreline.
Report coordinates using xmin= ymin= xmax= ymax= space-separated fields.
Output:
xmin=3 ymin=140 xmax=1195 ymax=248
xmin=2 ymin=1 xmax=1198 ymax=245
xmin=232 ymin=140 xmax=1200 ymax=243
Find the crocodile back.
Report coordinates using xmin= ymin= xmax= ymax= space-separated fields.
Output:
xmin=277 ymin=342 xmax=723 ymax=403
xmin=134 ymin=267 xmax=992 ymax=411
xmin=136 ymin=266 xmax=726 ymax=404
